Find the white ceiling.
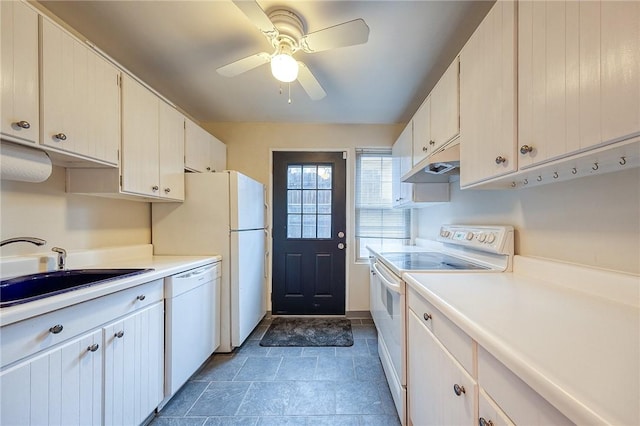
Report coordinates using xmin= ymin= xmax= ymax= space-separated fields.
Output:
xmin=39 ymin=0 xmax=494 ymax=125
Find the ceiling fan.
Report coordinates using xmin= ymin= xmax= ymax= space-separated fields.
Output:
xmin=217 ymin=0 xmax=370 ymax=100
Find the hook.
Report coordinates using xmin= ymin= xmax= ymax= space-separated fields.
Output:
xmin=592 ymin=162 xmax=599 ymax=171
xmin=553 ymin=171 xmax=559 ymax=179
xmin=523 ymin=178 xmax=528 ymax=185
xmin=619 ymin=156 xmax=627 ymax=166
xmin=510 ymin=182 xmax=516 ymax=188
xmin=571 ymin=168 xmax=577 ymax=175
xmin=537 ymin=175 xmax=542 ymax=182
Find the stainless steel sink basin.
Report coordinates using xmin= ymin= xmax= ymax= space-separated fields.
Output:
xmin=0 ymin=268 xmax=152 ymax=308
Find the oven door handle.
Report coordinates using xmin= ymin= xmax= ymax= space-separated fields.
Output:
xmin=373 ymin=263 xmax=402 ymax=294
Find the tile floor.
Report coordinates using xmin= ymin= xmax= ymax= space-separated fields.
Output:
xmin=150 ymin=318 xmax=401 ymax=426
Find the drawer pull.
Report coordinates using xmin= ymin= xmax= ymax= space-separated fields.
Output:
xmin=54 ymin=133 xmax=67 ymax=141
xmin=115 ymin=330 xmax=124 ymax=338
xmin=49 ymin=324 xmax=64 ymax=334
xmin=453 ymin=383 xmax=465 ymax=396
xmin=479 ymin=418 xmax=494 ymax=426
xmin=423 ymin=313 xmax=432 ymax=321
xmin=87 ymin=343 xmax=99 ymax=352
xmin=15 ymin=120 xmax=31 ymax=129
xmin=136 ymin=295 xmax=146 ymax=301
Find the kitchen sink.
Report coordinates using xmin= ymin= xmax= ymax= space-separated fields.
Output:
xmin=0 ymin=268 xmax=152 ymax=308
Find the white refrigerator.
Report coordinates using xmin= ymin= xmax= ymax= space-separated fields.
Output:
xmin=152 ymin=171 xmax=266 ymax=352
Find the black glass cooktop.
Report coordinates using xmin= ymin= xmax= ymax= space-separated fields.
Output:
xmin=380 ymin=252 xmax=488 ymax=271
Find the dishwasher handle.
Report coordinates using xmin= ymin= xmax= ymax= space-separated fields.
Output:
xmin=372 ymin=262 xmax=402 ymax=294
xmin=173 ymin=263 xmax=216 ymax=280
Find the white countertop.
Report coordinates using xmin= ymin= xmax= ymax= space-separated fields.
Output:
xmin=404 ymin=256 xmax=639 ymax=426
xmin=1 ymin=245 xmax=220 ymax=326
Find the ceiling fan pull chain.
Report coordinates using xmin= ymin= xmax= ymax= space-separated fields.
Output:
xmin=279 ymin=84 xmax=283 ymax=95
xmin=288 ymin=83 xmax=292 ymax=104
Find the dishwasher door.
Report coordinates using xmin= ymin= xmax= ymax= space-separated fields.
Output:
xmin=164 ymin=262 xmax=220 ymax=399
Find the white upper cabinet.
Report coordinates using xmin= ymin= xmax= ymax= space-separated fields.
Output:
xmin=460 ymin=0 xmax=517 ymax=188
xmin=158 ymin=101 xmax=185 ymax=200
xmin=412 ymin=57 xmax=460 ymax=166
xmin=40 ymin=17 xmax=120 ymax=166
xmin=185 ymin=119 xmax=226 ymax=173
xmin=518 ymin=0 xmax=640 ymax=169
xmin=1 ymin=1 xmax=39 ymax=145
xmin=393 ymin=121 xmax=414 ymax=207
xmin=210 ymin=134 xmax=227 ymax=172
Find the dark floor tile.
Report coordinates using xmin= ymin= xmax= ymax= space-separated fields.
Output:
xmin=237 ymin=340 xmax=271 ymax=357
xmin=285 ymin=381 xmax=336 ymax=416
xmin=205 ymin=416 xmax=259 ymax=426
xmin=301 ymin=347 xmax=335 ymax=357
xmin=358 ymin=414 xmax=401 ymax=426
xmin=255 ymin=416 xmax=305 ymax=426
xmin=275 ymin=357 xmax=317 ymax=381
xmin=236 ymin=382 xmax=296 ymax=416
xmin=360 ymin=319 xmax=374 ymax=325
xmin=353 ymin=356 xmax=386 ymax=382
xmin=335 ymin=381 xmax=386 ymax=415
xmin=150 ymin=417 xmax=208 ymax=426
xmin=194 ymin=354 xmax=248 ymax=381
xmin=188 ymin=382 xmax=251 ymax=416
xmin=351 ymin=325 xmax=377 ymax=339
xmin=267 ymin=346 xmax=303 ymax=357
xmin=377 ymin=380 xmax=399 ymax=415
xmin=235 ymin=356 xmax=282 ymax=381
xmin=248 ymin=325 xmax=269 ymax=340
xmin=366 ymin=339 xmax=378 ymax=356
xmin=314 ymin=356 xmax=354 ymax=381
xmin=159 ymin=381 xmax=209 ymax=417
xmin=336 ymin=339 xmax=371 ymax=357
xmin=305 ymin=415 xmax=360 ymax=426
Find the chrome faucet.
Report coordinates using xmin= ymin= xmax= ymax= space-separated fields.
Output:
xmin=0 ymin=237 xmax=47 ymax=247
xmin=51 ymin=247 xmax=67 ymax=270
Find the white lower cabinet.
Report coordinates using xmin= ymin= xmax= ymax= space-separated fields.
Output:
xmin=103 ymin=302 xmax=164 ymax=426
xmin=407 ymin=309 xmax=475 ymax=426
xmin=0 ymin=329 xmax=103 ymax=426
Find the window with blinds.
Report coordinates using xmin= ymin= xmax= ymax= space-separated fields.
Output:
xmin=355 ymin=149 xmax=410 ymax=261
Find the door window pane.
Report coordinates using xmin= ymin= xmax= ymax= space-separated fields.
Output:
xmin=302 ymin=215 xmax=317 ymax=238
xmin=317 ymin=215 xmax=331 ymax=238
xmin=303 ymin=166 xmax=317 ymax=189
xmin=287 ymin=215 xmax=301 ymax=238
xmin=288 ymin=165 xmax=302 ymax=189
xmin=318 ymin=166 xmax=332 ymax=189
xmin=287 ymin=190 xmax=301 ymax=213
xmin=317 ymin=190 xmax=331 ymax=214
xmin=302 ymin=190 xmax=317 ymax=213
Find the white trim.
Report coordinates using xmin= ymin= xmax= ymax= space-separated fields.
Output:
xmin=269 ymin=148 xmax=351 ymax=313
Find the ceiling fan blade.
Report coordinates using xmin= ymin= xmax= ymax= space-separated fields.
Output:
xmin=232 ymin=0 xmax=278 ymax=39
xmin=301 ymin=19 xmax=369 ymax=53
xmin=217 ymin=52 xmax=271 ymax=77
xmin=297 ymin=62 xmax=326 ymax=100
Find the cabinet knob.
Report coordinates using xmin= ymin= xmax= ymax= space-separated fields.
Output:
xmin=49 ymin=324 xmax=64 ymax=334
xmin=519 ymin=145 xmax=534 ymax=155
xmin=152 ymin=186 xmax=159 ymax=191
xmin=15 ymin=120 xmax=31 ymax=129
xmin=453 ymin=383 xmax=465 ymax=396
xmin=136 ymin=294 xmax=146 ymax=301
xmin=164 ymin=187 xmax=171 ymax=193
xmin=115 ymin=330 xmax=124 ymax=338
xmin=422 ymin=146 xmax=428 ymax=152
xmin=429 ymin=140 xmax=435 ymax=146
xmin=423 ymin=313 xmax=432 ymax=321
xmin=54 ymin=133 xmax=67 ymax=141
xmin=479 ymin=418 xmax=494 ymax=426
xmin=495 ymin=156 xmax=506 ymax=165
xmin=87 ymin=343 xmax=100 ymax=352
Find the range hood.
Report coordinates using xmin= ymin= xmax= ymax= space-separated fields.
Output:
xmin=401 ymin=141 xmax=460 ymax=183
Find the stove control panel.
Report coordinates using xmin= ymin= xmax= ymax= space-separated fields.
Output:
xmin=437 ymin=225 xmax=514 ymax=255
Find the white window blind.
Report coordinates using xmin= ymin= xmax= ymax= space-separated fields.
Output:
xmin=355 ymin=149 xmax=410 ymax=260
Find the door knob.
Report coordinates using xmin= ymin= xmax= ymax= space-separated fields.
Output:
xmin=337 ymin=243 xmax=345 ymax=250
xmin=338 ymin=231 xmax=345 ymax=238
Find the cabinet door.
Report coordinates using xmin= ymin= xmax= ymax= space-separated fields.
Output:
xmin=479 ymin=389 xmax=515 ymax=426
xmin=158 ymin=102 xmax=185 ymax=200
xmin=0 ymin=329 xmax=102 ymax=426
xmin=210 ymin=135 xmax=227 ymax=172
xmin=392 ymin=122 xmax=413 ymax=208
xmin=407 ymin=309 xmax=475 ymax=426
xmin=184 ymin=118 xmax=212 ymax=172
xmin=121 ymin=74 xmax=160 ymax=196
xmin=430 ymin=57 xmax=460 ymax=152
xmin=412 ymin=97 xmax=431 ymax=165
xmin=518 ymin=1 xmax=640 ymax=169
xmin=103 ymin=302 xmax=164 ymax=426
xmin=460 ymin=0 xmax=517 ymax=187
xmin=1 ymin=1 xmax=39 ymax=144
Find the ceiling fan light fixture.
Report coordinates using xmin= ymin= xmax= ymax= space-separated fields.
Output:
xmin=271 ymin=52 xmax=298 ymax=83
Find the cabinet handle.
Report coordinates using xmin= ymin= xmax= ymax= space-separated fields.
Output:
xmin=453 ymin=383 xmax=465 ymax=396
xmin=87 ymin=343 xmax=99 ymax=352
xmin=164 ymin=187 xmax=171 ymax=193
xmin=115 ymin=330 xmax=124 ymax=338
xmin=49 ymin=324 xmax=64 ymax=334
xmin=429 ymin=140 xmax=435 ymax=146
xmin=479 ymin=418 xmax=494 ymax=426
xmin=136 ymin=294 xmax=146 ymax=301
xmin=423 ymin=313 xmax=432 ymax=321
xmin=15 ymin=120 xmax=31 ymax=129
xmin=422 ymin=146 xmax=428 ymax=152
xmin=519 ymin=145 xmax=534 ymax=155
xmin=54 ymin=133 xmax=67 ymax=141
xmin=152 ymin=185 xmax=159 ymax=191
xmin=495 ymin=156 xmax=506 ymax=164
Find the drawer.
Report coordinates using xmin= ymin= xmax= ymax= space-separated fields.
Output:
xmin=1 ymin=279 xmax=163 ymax=368
xmin=479 ymin=388 xmax=515 ymax=426
xmin=407 ymin=286 xmax=474 ymax=375
xmin=478 ymin=346 xmax=574 ymax=426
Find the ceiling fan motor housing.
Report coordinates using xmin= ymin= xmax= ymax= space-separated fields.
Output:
xmin=268 ymin=9 xmax=305 ymax=53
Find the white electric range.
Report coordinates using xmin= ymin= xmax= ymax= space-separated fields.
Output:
xmin=366 ymin=225 xmax=514 ymax=425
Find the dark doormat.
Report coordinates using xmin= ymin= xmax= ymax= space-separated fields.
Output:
xmin=259 ymin=317 xmax=354 ymax=347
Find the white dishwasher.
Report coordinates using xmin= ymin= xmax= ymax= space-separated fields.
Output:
xmin=164 ymin=261 xmax=220 ymax=401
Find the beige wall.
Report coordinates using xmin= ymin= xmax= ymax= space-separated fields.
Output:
xmin=204 ymin=122 xmax=403 ymax=312
xmin=416 ymin=168 xmax=640 ymax=274
xmin=0 ymin=166 xmax=151 ymax=257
